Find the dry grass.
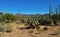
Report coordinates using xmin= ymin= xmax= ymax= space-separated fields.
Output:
xmin=0 ymin=22 xmax=60 ymax=37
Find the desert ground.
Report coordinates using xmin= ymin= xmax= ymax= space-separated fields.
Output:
xmin=0 ymin=23 xmax=60 ymax=37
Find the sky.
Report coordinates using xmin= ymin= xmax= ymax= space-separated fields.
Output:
xmin=0 ymin=0 xmax=60 ymax=14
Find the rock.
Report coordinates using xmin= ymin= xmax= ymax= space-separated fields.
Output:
xmin=44 ymin=27 xmax=48 ymax=30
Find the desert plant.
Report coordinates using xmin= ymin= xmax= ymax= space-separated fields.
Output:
xmin=28 ymin=20 xmax=35 ymax=29
xmin=49 ymin=5 xmax=53 ymax=22
xmin=0 ymin=13 xmax=18 ymax=22
xmin=5 ymin=23 xmax=12 ymax=33
xmin=38 ymin=19 xmax=51 ymax=26
xmin=0 ymin=26 xmax=4 ymax=32
xmin=5 ymin=27 xmax=12 ymax=33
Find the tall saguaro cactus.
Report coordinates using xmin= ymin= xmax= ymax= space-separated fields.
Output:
xmin=55 ymin=8 xmax=58 ymax=20
xmin=53 ymin=8 xmax=58 ymax=25
xmin=58 ymin=5 xmax=60 ymax=15
xmin=52 ymin=8 xmax=58 ymax=25
xmin=49 ymin=5 xmax=53 ymax=22
xmin=58 ymin=5 xmax=60 ymax=19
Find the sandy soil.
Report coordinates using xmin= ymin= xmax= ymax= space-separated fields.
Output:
xmin=0 ymin=26 xmax=59 ymax=37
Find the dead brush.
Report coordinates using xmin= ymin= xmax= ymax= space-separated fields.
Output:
xmin=4 ymin=23 xmax=13 ymax=33
xmin=49 ymin=27 xmax=60 ymax=36
xmin=0 ymin=24 xmax=4 ymax=32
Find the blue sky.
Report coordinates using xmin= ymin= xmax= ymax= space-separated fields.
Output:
xmin=0 ymin=0 xmax=60 ymax=14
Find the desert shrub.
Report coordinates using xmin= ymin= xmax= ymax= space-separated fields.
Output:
xmin=0 ymin=13 xmax=18 ymax=22
xmin=5 ymin=23 xmax=12 ymax=33
xmin=0 ymin=26 xmax=4 ymax=32
xmin=5 ymin=27 xmax=12 ymax=33
xmin=0 ymin=23 xmax=4 ymax=32
xmin=38 ymin=19 xmax=51 ymax=26
xmin=27 ymin=20 xmax=40 ymax=30
xmin=27 ymin=20 xmax=35 ymax=28
xmin=20 ymin=19 xmax=25 ymax=23
xmin=33 ymin=21 xmax=40 ymax=30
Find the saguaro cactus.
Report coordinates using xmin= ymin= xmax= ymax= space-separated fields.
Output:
xmin=49 ymin=5 xmax=53 ymax=24
xmin=58 ymin=5 xmax=60 ymax=19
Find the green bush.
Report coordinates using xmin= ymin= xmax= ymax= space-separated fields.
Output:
xmin=0 ymin=13 xmax=18 ymax=22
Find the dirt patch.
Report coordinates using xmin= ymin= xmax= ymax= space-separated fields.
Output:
xmin=0 ymin=25 xmax=60 ymax=37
